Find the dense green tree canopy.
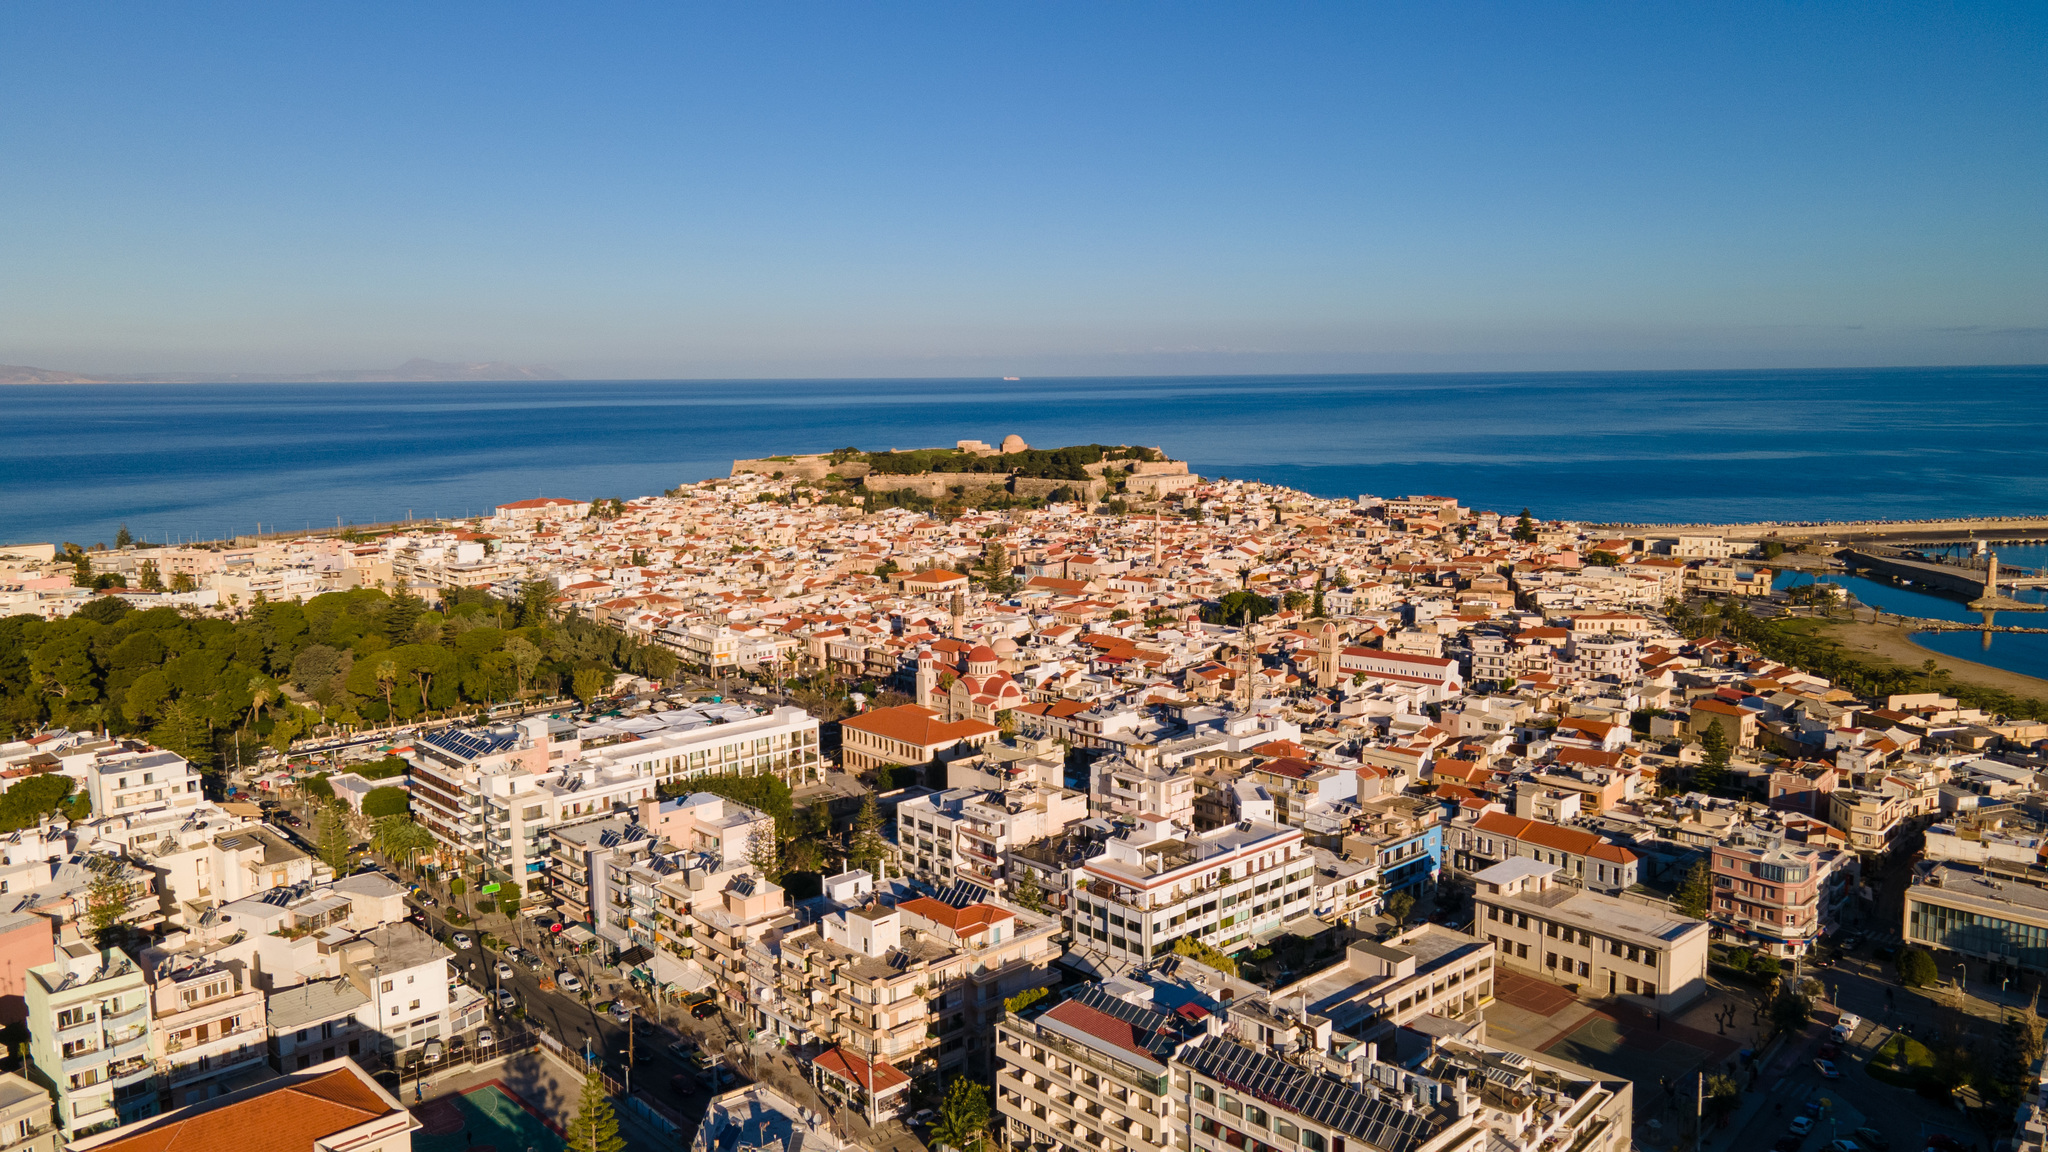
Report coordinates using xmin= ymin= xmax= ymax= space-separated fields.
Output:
xmin=0 ymin=586 xmax=670 ymax=755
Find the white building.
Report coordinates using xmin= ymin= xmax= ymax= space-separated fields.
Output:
xmin=577 ymin=706 xmax=824 ymax=788
xmin=1072 ymin=815 xmax=1312 ymax=964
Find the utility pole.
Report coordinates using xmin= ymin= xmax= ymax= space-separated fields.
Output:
xmin=625 ymin=1002 xmax=635 ymax=1096
xmin=1693 ymin=1070 xmax=1702 ymax=1152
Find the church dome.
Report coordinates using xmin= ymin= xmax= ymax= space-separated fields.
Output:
xmin=990 ymin=636 xmax=1019 ymax=657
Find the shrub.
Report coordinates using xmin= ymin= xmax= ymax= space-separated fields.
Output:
xmin=1004 ymin=986 xmax=1052 ymax=1014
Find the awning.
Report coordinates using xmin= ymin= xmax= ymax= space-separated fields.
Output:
xmin=813 ymin=1047 xmax=912 ymax=1097
xmin=560 ymin=924 xmax=597 ymax=945
xmin=616 ymin=945 xmax=654 ymax=966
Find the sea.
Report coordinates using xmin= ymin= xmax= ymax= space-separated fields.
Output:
xmin=7 ymin=364 xmax=2048 ymax=672
xmin=1775 ymin=545 xmax=2048 ymax=684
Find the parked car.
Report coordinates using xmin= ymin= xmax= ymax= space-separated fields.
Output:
xmin=909 ymin=1110 xmax=937 ymax=1128
xmin=1817 ymin=1041 xmax=1841 ymax=1059
xmin=1833 ymin=1013 xmax=1861 ymax=1038
xmin=494 ymin=989 xmax=517 ymax=1010
xmin=1851 ymin=1128 xmax=1888 ymax=1151
xmin=608 ymin=1001 xmax=632 ymax=1024
xmin=476 ymin=1028 xmax=495 ymax=1048
xmin=670 ymin=1073 xmax=694 ymax=1097
xmin=1789 ymin=1117 xmax=1814 ymax=1136
xmin=451 ymin=932 xmax=473 ymax=949
xmin=692 ymin=1001 xmax=719 ymax=1019
xmin=1825 ymin=1141 xmax=1861 ymax=1152
xmin=1813 ymin=1058 xmax=1840 ymax=1079
xmin=496 ymin=962 xmax=514 ymax=981
xmin=556 ymin=971 xmax=583 ymax=992
xmin=667 ymin=1040 xmax=697 ymax=1060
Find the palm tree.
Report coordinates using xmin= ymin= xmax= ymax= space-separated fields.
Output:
xmin=374 ymin=658 xmax=399 ymax=720
xmin=246 ymin=677 xmax=275 ymax=729
xmin=372 ymin=815 xmax=436 ymax=874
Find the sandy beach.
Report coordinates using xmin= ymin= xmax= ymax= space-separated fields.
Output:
xmin=1821 ymin=618 xmax=2048 ymax=698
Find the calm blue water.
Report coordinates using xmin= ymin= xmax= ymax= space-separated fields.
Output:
xmin=1774 ymin=568 xmax=2048 ymax=684
xmin=6 ymin=366 xmax=2048 ymax=551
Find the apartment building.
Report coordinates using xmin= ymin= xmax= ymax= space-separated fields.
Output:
xmin=1446 ymin=811 xmax=1638 ymax=894
xmin=895 ymin=784 xmax=1088 ymax=894
xmin=1272 ymin=924 xmax=1495 ymax=1042
xmin=1088 ymin=756 xmax=1197 ymax=827
xmin=840 ymin=704 xmax=998 ymax=774
xmin=688 ymin=873 xmax=799 ymax=1023
xmin=1473 ymin=859 xmax=1708 ymax=1011
xmin=1711 ymin=839 xmax=1857 ymax=959
xmin=547 ymin=818 xmax=647 ymax=933
xmin=407 ymin=717 xmax=579 ymax=859
xmin=337 ymin=923 xmax=485 ymax=1054
xmin=0 ymin=1073 xmax=57 ymax=1152
xmin=994 ymin=982 xmax=1193 ymax=1152
xmin=1239 ymin=758 xmax=1357 ymax=829
xmin=25 ymin=944 xmax=156 ymax=1140
xmin=1829 ymin=787 xmax=1912 ymax=855
xmin=1071 ymin=816 xmax=1311 ymax=964
xmin=264 ymin=977 xmax=372 ymax=1072
xmin=774 ymin=895 xmax=1061 ymax=1100
xmin=637 ymin=791 xmax=776 ymax=867
xmin=139 ymin=946 xmax=268 ymax=1111
xmin=579 ymin=706 xmax=824 ymax=787
xmin=79 ymin=747 xmax=204 ymax=820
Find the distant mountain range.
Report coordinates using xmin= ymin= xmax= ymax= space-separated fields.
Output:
xmin=0 ymin=357 xmax=564 ymax=383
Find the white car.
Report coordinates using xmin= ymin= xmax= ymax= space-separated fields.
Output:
xmin=494 ymin=988 xmax=517 ymax=1010
xmin=451 ymin=932 xmax=473 ymax=949
xmin=556 ymin=971 xmax=583 ymax=992
xmin=1833 ymin=1013 xmax=1861 ymax=1037
xmin=476 ymin=1027 xmax=495 ymax=1048
xmin=608 ymin=1000 xmax=631 ymax=1023
xmin=496 ymin=961 xmax=514 ymax=981
xmin=1789 ymin=1117 xmax=1814 ymax=1136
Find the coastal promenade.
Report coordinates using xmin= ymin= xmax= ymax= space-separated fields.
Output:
xmin=1595 ymin=513 xmax=2048 ymax=544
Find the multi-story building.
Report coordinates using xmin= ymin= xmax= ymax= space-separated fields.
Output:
xmin=0 ymin=1072 xmax=58 ymax=1152
xmin=1472 ymin=858 xmax=1708 ymax=1011
xmin=578 ymin=706 xmax=824 ymax=787
xmin=1088 ymin=756 xmax=1196 ymax=827
xmin=1904 ymin=862 xmax=2048 ymax=972
xmin=840 ymin=704 xmax=998 ymax=774
xmin=994 ymin=982 xmax=1194 ymax=1152
xmin=1829 ymin=787 xmax=1912 ymax=855
xmin=688 ymin=873 xmax=798 ymax=1023
xmin=546 ymin=817 xmax=646 ymax=934
xmin=336 ymin=923 xmax=485 ymax=1055
xmin=637 ymin=792 xmax=776 ymax=868
xmin=997 ymin=962 xmax=1633 ymax=1152
xmin=1070 ymin=815 xmax=1312 ymax=965
xmin=78 ymin=746 xmax=205 ymax=821
xmin=1445 ymin=811 xmax=1638 ymax=893
xmin=1269 ymin=924 xmax=1494 ymax=1041
xmin=1710 ymin=838 xmax=1857 ymax=959
xmin=139 ymin=944 xmax=268 ymax=1111
xmin=1347 ymin=795 xmax=1445 ymax=898
xmin=64 ymin=1058 xmax=418 ymax=1152
xmin=774 ymin=895 xmax=1060 ymax=1100
xmin=25 ymin=944 xmax=156 ymax=1140
xmin=406 ymin=717 xmax=580 ymax=861
xmin=895 ymin=784 xmax=1088 ymax=894
xmin=264 ymin=976 xmax=372 ymax=1073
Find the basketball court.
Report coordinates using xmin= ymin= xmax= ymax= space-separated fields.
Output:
xmin=411 ymin=1082 xmax=566 ymax=1152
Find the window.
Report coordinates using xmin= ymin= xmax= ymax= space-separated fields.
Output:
xmin=1223 ymin=1097 xmax=1243 ymax=1117
xmin=1276 ymin=1121 xmax=1299 ymax=1141
xmin=1194 ymin=1084 xmax=1215 ymax=1104
xmin=381 ymin=980 xmax=394 ymax=993
xmin=1301 ymin=1133 xmax=1326 ymax=1152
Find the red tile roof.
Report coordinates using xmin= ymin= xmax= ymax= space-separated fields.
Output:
xmin=815 ymin=1047 xmax=912 ymax=1094
xmin=76 ymin=1063 xmax=407 ymax=1152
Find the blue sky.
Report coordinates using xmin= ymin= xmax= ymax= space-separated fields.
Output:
xmin=2 ymin=2 xmax=2043 ymax=376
